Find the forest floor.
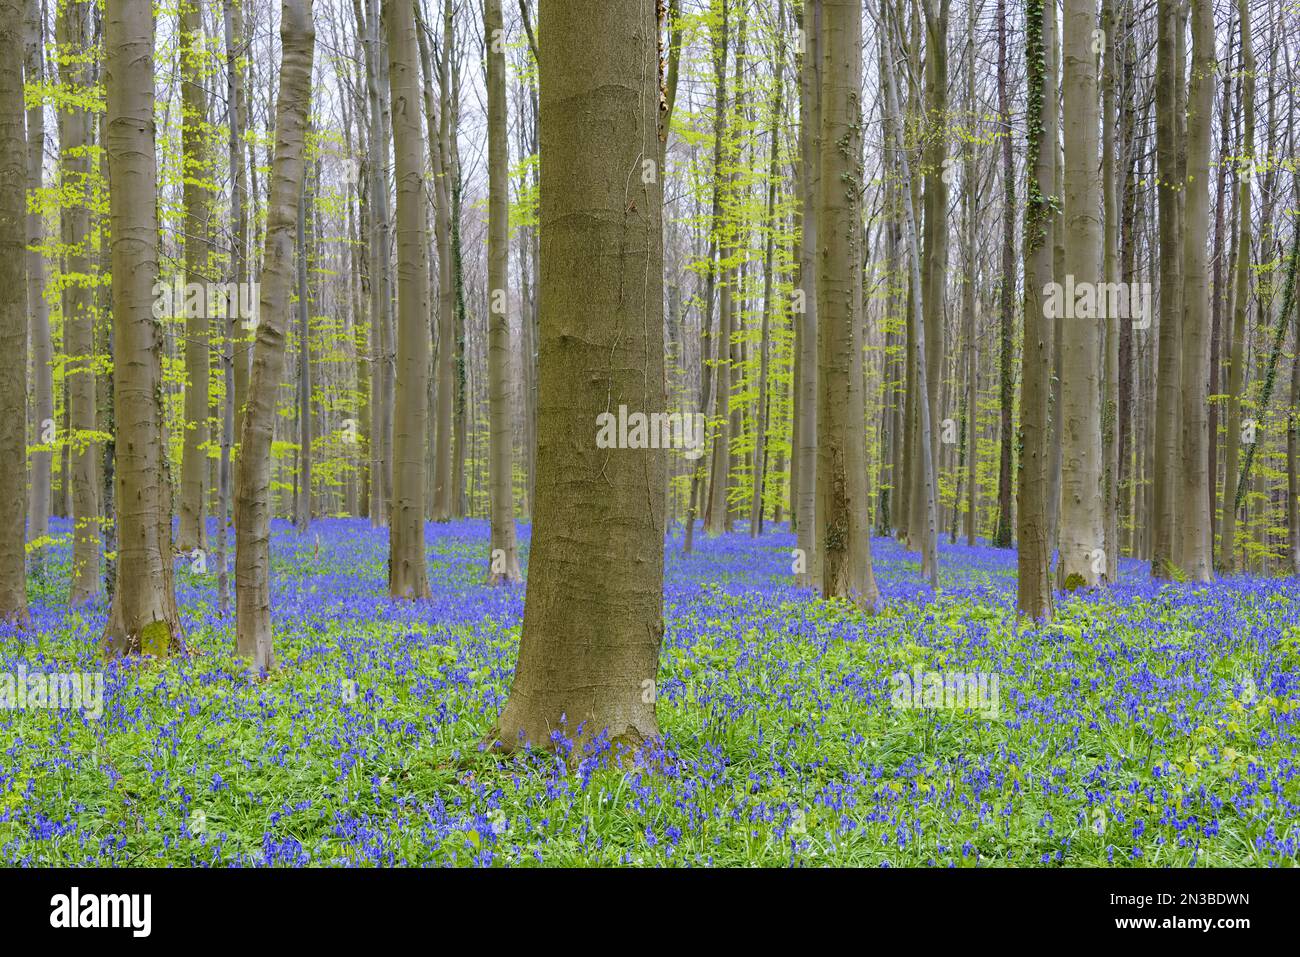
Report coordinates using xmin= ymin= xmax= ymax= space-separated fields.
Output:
xmin=2 ymin=516 xmax=1298 ymax=866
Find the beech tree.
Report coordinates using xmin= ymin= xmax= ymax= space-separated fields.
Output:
xmin=492 ymin=0 xmax=664 ymax=752
xmin=484 ymin=0 xmax=521 ymax=584
xmin=386 ymin=0 xmax=431 ymax=598
xmin=234 ymin=0 xmax=316 ymax=669
xmin=102 ymin=0 xmax=184 ymax=657
xmin=0 ymin=0 xmax=27 ymax=626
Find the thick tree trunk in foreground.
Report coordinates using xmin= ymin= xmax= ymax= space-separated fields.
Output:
xmin=102 ymin=0 xmax=184 ymax=657
xmin=485 ymin=0 xmax=521 ymax=583
xmin=1178 ymin=0 xmax=1214 ymax=582
xmin=1057 ymin=0 xmax=1104 ymax=591
xmin=385 ymin=0 xmax=430 ymax=598
xmin=233 ymin=0 xmax=314 ymax=670
xmin=492 ymin=0 xmax=664 ymax=754
xmin=818 ymin=0 xmax=879 ymax=609
xmin=0 ymin=0 xmax=28 ymax=626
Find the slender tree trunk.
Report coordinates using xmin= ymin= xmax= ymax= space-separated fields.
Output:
xmin=993 ymin=0 xmax=1015 ymax=549
xmin=294 ymin=167 xmax=313 ymax=531
xmin=1100 ymin=0 xmax=1118 ymax=582
xmin=794 ymin=0 xmax=819 ymax=584
xmin=25 ymin=0 xmax=50 ymax=563
xmin=705 ymin=1 xmax=732 ymax=538
xmin=962 ymin=1 xmax=977 ymax=547
xmin=233 ymin=0 xmax=315 ymax=670
xmin=58 ymin=0 xmax=99 ymax=604
xmin=883 ymin=0 xmax=936 ymax=592
xmin=491 ymin=0 xmax=664 ymax=754
xmin=1220 ymin=0 xmax=1253 ymax=574
xmin=178 ymin=0 xmax=211 ymax=552
xmin=1017 ymin=0 xmax=1054 ymax=618
xmin=484 ymin=0 xmax=521 ymax=583
xmin=750 ymin=13 xmax=783 ymax=538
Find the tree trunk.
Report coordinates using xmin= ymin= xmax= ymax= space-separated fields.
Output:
xmin=58 ymin=0 xmax=100 ymax=605
xmin=993 ymin=0 xmax=1014 ymax=549
xmin=1177 ymin=0 xmax=1214 ymax=582
xmin=1016 ymin=0 xmax=1054 ymax=618
xmin=25 ymin=0 xmax=50 ymax=564
xmin=178 ymin=0 xmax=211 ymax=553
xmin=0 ymin=0 xmax=28 ymax=626
xmin=1057 ymin=0 xmax=1104 ymax=591
xmin=233 ymin=0 xmax=315 ymax=670
xmin=1151 ymin=0 xmax=1183 ymax=579
xmin=491 ymin=0 xmax=664 ymax=754
xmin=102 ymin=0 xmax=184 ymax=657
xmin=1219 ymin=0 xmax=1253 ymax=574
xmin=484 ymin=0 xmax=522 ymax=583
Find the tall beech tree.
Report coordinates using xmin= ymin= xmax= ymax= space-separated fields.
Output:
xmin=178 ymin=0 xmax=212 ymax=552
xmin=58 ymin=0 xmax=100 ymax=605
xmin=1057 ymin=0 xmax=1104 ymax=591
xmin=1017 ymin=0 xmax=1054 ymax=617
xmin=386 ymin=0 xmax=431 ymax=598
xmin=818 ymin=0 xmax=880 ymax=608
xmin=234 ymin=0 xmax=315 ymax=669
xmin=1179 ymin=0 xmax=1214 ymax=582
xmin=0 ymin=0 xmax=27 ymax=626
xmin=484 ymin=0 xmax=522 ymax=583
xmin=492 ymin=0 xmax=664 ymax=752
xmin=102 ymin=0 xmax=184 ymax=657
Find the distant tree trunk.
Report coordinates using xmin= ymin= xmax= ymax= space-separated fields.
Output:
xmin=750 ymin=10 xmax=784 ymax=538
xmin=1016 ymin=0 xmax=1054 ymax=618
xmin=794 ymin=0 xmax=819 ymax=584
xmin=961 ymin=0 xmax=977 ymax=547
xmin=1219 ymin=0 xmax=1252 ymax=574
xmin=420 ymin=0 xmax=454 ymax=522
xmin=102 ymin=0 xmax=184 ymax=657
xmin=705 ymin=0 xmax=732 ymax=538
xmin=219 ymin=0 xmax=248 ymax=617
xmin=884 ymin=0 xmax=938 ymax=592
xmin=294 ymin=168 xmax=313 ymax=531
xmin=1100 ymin=0 xmax=1119 ymax=581
xmin=0 ymin=0 xmax=28 ymax=626
xmin=234 ymin=0 xmax=315 ymax=670
xmin=58 ymin=0 xmax=100 ymax=605
xmin=178 ymin=0 xmax=211 ymax=552
xmin=491 ymin=0 xmax=664 ymax=753
xmin=1045 ymin=7 xmax=1062 ymax=557
xmin=1177 ymin=0 xmax=1213 ymax=582
xmin=913 ymin=0 xmax=948 ymax=582
xmin=25 ymin=0 xmax=50 ymax=562
xmin=361 ymin=0 xmax=392 ymax=528
xmin=484 ymin=0 xmax=522 ymax=583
